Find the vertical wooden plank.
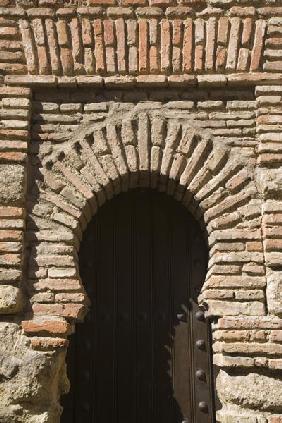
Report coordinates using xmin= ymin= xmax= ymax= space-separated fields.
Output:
xmin=152 ymin=192 xmax=173 ymax=423
xmin=95 ymin=201 xmax=115 ymax=423
xmin=115 ymin=193 xmax=134 ymax=422
xmin=135 ymin=190 xmax=153 ymax=423
xmin=73 ymin=216 xmax=98 ymax=422
xmin=171 ymin=203 xmax=193 ymax=422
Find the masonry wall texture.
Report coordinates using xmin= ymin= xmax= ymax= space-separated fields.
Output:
xmin=0 ymin=0 xmax=282 ymax=422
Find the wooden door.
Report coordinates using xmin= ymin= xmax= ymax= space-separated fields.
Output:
xmin=61 ymin=189 xmax=214 ymax=423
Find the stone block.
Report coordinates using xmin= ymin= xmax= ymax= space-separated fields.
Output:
xmin=0 ymin=285 xmax=22 ymax=314
xmin=0 ymin=165 xmax=24 ymax=205
xmin=266 ymin=269 xmax=282 ymax=317
xmin=217 ymin=371 xmax=282 ymax=413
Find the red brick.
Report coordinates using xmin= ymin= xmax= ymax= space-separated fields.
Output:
xmin=183 ymin=18 xmax=193 ymax=72
xmin=0 ymin=87 xmax=30 ymax=98
xmin=246 ymin=242 xmax=263 ymax=252
xmin=0 ymin=130 xmax=29 ymax=141
xmin=115 ymin=18 xmax=126 ymax=73
xmin=230 ymin=6 xmax=256 ymax=16
xmin=105 ymin=46 xmax=116 ymax=73
xmin=161 ymin=19 xmax=171 ymax=72
xmin=0 ymin=253 xmax=21 ymax=265
xmin=70 ymin=17 xmax=83 ymax=70
xmin=258 ymin=7 xmax=282 ymax=16
xmin=55 ymin=292 xmax=86 ymax=303
xmin=33 ymin=278 xmax=82 ymax=291
xmin=22 ymin=319 xmax=70 ymax=335
xmin=127 ymin=20 xmax=137 ymax=46
xmin=0 ymin=0 xmax=15 ymax=5
xmin=241 ymin=17 xmax=253 ymax=48
xmin=217 ymin=17 xmax=229 ymax=46
xmin=250 ymin=20 xmax=267 ymax=71
xmin=150 ymin=0 xmax=170 ymax=4
xmin=226 ymin=17 xmax=241 ymax=71
xmin=56 ymin=19 xmax=69 ymax=47
xmin=88 ymin=0 xmax=115 ymax=4
xmin=139 ymin=19 xmax=148 ymax=73
xmin=121 ymin=0 xmax=146 ymax=4
xmin=216 ymin=46 xmax=227 ymax=71
xmin=149 ymin=19 xmax=158 ymax=45
xmin=205 ymin=17 xmax=216 ymax=71
xmin=32 ymin=303 xmax=85 ymax=319
xmin=60 ymin=47 xmax=74 ymax=75
xmin=45 ymin=192 xmax=81 ymax=219
xmin=194 ymin=45 xmax=203 ymax=72
xmin=266 ymin=38 xmax=282 ymax=48
xmin=0 ymin=27 xmax=18 ymax=38
xmin=225 ymin=169 xmax=250 ymax=191
xmin=237 ymin=48 xmax=249 ymax=71
xmin=81 ymin=18 xmax=92 ymax=47
xmin=173 ymin=20 xmax=182 ymax=46
xmin=0 ymin=152 xmax=26 ymax=162
xmin=265 ymin=239 xmax=282 ymax=251
xmin=103 ymin=20 xmax=114 ymax=46
xmin=37 ymin=45 xmax=49 ymax=75
xmin=0 ymin=207 xmax=23 ymax=218
xmin=149 ymin=45 xmax=159 ymax=73
xmin=31 ymin=337 xmax=69 ymax=350
xmin=172 ymin=46 xmax=181 ymax=73
xmin=45 ymin=18 xmax=60 ymax=75
xmin=0 ymin=230 xmax=22 ymax=241
xmin=93 ymin=19 xmax=105 ymax=73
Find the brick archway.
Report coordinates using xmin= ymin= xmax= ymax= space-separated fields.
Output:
xmin=23 ymin=107 xmax=264 ymax=345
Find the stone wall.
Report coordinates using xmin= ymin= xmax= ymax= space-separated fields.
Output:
xmin=0 ymin=0 xmax=281 ymax=422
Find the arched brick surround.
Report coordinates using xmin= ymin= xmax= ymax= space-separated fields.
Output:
xmin=26 ymin=106 xmax=265 ymax=331
xmin=23 ymin=103 xmax=268 ymax=418
xmin=0 ymin=1 xmax=281 ymax=422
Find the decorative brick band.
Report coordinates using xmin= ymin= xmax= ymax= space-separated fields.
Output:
xmin=1 ymin=5 xmax=282 ymax=80
xmin=17 ymin=14 xmax=266 ymax=76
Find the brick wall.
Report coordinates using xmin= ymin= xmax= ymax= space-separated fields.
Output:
xmin=0 ymin=1 xmax=282 ymax=423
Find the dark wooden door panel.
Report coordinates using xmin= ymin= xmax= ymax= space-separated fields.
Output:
xmin=61 ymin=189 xmax=214 ymax=423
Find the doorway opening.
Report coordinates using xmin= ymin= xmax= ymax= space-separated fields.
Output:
xmin=61 ymin=189 xmax=214 ymax=423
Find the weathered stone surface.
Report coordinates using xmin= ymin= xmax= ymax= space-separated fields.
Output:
xmin=266 ymin=270 xmax=282 ymax=317
xmin=0 ymin=285 xmax=22 ymax=313
xmin=217 ymin=370 xmax=282 ymax=412
xmin=0 ymin=165 xmax=24 ymax=205
xmin=0 ymin=323 xmax=68 ymax=423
